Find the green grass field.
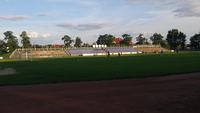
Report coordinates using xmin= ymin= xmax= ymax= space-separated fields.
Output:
xmin=0 ymin=52 xmax=200 ymax=86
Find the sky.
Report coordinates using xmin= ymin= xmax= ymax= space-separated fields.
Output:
xmin=0 ymin=0 xmax=200 ymax=45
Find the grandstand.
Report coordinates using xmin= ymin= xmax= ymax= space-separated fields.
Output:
xmin=9 ymin=47 xmax=139 ymax=59
xmin=9 ymin=45 xmax=169 ymax=59
xmin=10 ymin=48 xmax=68 ymax=59
xmin=68 ymin=47 xmax=137 ymax=56
xmin=134 ymin=45 xmax=169 ymax=53
xmin=68 ymin=48 xmax=107 ymax=56
xmin=106 ymin=47 xmax=137 ymax=55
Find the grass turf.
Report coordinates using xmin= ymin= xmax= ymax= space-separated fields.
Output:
xmin=0 ymin=52 xmax=200 ymax=86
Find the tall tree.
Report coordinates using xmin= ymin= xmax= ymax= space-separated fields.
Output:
xmin=121 ymin=34 xmax=133 ymax=46
xmin=62 ymin=35 xmax=73 ymax=47
xmin=82 ymin=43 xmax=91 ymax=47
xmin=150 ymin=33 xmax=164 ymax=45
xmin=136 ymin=34 xmax=148 ymax=45
xmin=74 ymin=37 xmax=83 ymax=47
xmin=4 ymin=31 xmax=18 ymax=52
xmin=190 ymin=33 xmax=200 ymax=50
xmin=150 ymin=33 xmax=168 ymax=48
xmin=0 ymin=40 xmax=7 ymax=53
xmin=96 ymin=34 xmax=115 ymax=46
xmin=20 ymin=31 xmax=31 ymax=48
xmin=166 ymin=29 xmax=186 ymax=50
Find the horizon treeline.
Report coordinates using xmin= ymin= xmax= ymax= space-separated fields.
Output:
xmin=0 ymin=29 xmax=200 ymax=54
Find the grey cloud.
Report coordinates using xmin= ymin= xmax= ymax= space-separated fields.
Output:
xmin=174 ymin=7 xmax=200 ymax=17
xmin=37 ymin=13 xmax=50 ymax=17
xmin=57 ymin=23 xmax=110 ymax=31
xmin=127 ymin=0 xmax=200 ymax=17
xmin=0 ymin=16 xmax=29 ymax=21
xmin=173 ymin=0 xmax=200 ymax=17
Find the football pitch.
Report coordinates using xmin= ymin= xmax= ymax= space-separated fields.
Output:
xmin=0 ymin=52 xmax=200 ymax=86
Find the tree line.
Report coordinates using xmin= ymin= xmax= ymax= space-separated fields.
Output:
xmin=0 ymin=31 xmax=31 ymax=53
xmin=1 ymin=29 xmax=200 ymax=54
xmin=62 ymin=29 xmax=200 ymax=51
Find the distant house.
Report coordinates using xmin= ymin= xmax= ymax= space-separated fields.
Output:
xmin=51 ymin=44 xmax=64 ymax=48
xmin=113 ymin=37 xmax=123 ymax=44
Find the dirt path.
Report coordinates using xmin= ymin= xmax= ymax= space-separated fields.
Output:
xmin=0 ymin=73 xmax=200 ymax=113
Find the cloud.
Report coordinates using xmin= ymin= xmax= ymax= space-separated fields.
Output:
xmin=126 ymin=0 xmax=200 ymax=17
xmin=47 ymin=0 xmax=98 ymax=6
xmin=173 ymin=7 xmax=200 ymax=17
xmin=37 ymin=13 xmax=50 ymax=17
xmin=28 ymin=32 xmax=39 ymax=38
xmin=56 ymin=23 xmax=111 ymax=31
xmin=0 ymin=15 xmax=29 ymax=21
xmin=28 ymin=32 xmax=51 ymax=38
xmin=41 ymin=33 xmax=51 ymax=38
xmin=173 ymin=0 xmax=200 ymax=17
